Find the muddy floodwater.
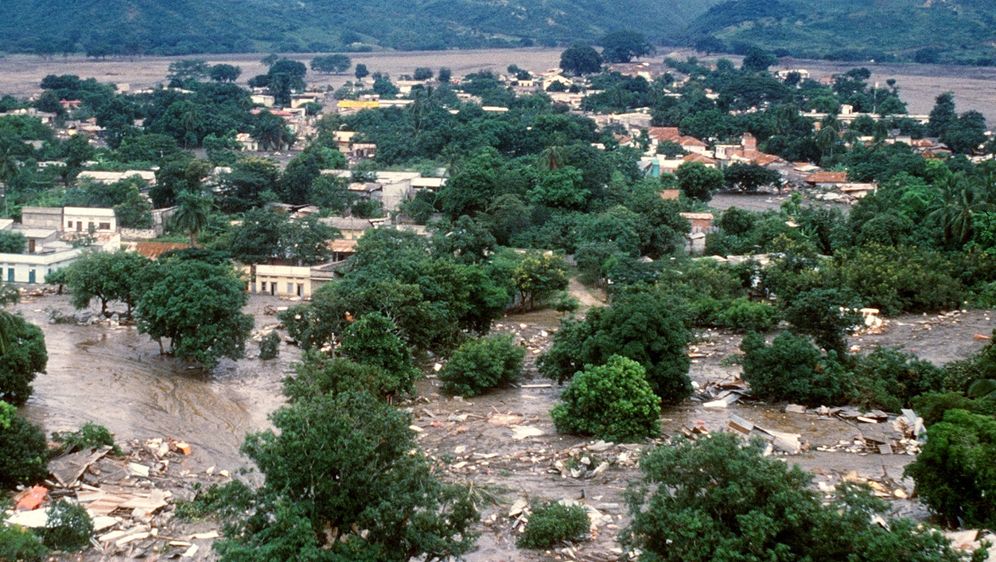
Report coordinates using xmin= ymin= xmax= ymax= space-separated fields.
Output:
xmin=11 ymin=291 xmax=993 ymax=560
xmin=15 ymin=294 xmax=297 ymax=473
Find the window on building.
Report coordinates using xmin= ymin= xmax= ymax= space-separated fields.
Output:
xmin=98 ymin=222 xmax=110 ymax=230
xmin=260 ymin=282 xmax=267 ymax=292
xmin=287 ymin=282 xmax=294 ymax=294
xmin=67 ymin=221 xmax=73 ymax=228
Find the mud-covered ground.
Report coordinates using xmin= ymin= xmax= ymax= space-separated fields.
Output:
xmin=414 ymin=307 xmax=992 ymax=561
xmin=10 ymin=292 xmax=992 ymax=560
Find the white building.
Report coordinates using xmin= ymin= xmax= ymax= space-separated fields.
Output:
xmin=63 ymin=207 xmax=117 ymax=234
xmin=0 ymin=249 xmax=82 ymax=284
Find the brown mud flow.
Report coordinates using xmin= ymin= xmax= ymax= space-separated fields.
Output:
xmin=13 ymin=291 xmax=992 ymax=560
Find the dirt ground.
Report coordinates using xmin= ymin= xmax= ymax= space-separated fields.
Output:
xmin=1 ymin=48 xmax=994 ymax=123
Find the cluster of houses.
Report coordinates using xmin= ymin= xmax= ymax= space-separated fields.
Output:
xmin=0 ymin=207 xmax=117 ymax=283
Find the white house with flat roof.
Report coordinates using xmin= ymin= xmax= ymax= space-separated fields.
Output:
xmin=63 ymin=207 xmax=116 ymax=234
xmin=0 ymin=248 xmax=82 ymax=284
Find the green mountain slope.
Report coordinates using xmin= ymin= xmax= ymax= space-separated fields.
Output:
xmin=686 ymin=0 xmax=996 ymax=65
xmin=0 ymin=0 xmax=719 ymax=55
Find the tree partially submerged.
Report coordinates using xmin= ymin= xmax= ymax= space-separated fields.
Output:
xmin=135 ymin=259 xmax=252 ymax=368
xmin=0 ymin=309 xmax=47 ymax=406
xmin=0 ymin=401 xmax=48 ymax=489
xmin=551 ymin=355 xmax=661 ymax=442
xmin=905 ymin=409 xmax=996 ymax=529
xmin=439 ymin=334 xmax=524 ymax=397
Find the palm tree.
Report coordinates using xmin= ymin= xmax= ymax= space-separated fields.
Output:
xmin=815 ymin=116 xmax=840 ymax=158
xmin=540 ymin=146 xmax=565 ymax=170
xmin=928 ymin=175 xmax=982 ymax=246
xmin=173 ymin=191 xmax=212 ymax=247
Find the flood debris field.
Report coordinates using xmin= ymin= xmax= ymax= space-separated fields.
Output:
xmin=9 ymin=292 xmax=994 ymax=560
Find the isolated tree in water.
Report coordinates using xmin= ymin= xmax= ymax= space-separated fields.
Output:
xmin=135 ymin=259 xmax=252 ymax=368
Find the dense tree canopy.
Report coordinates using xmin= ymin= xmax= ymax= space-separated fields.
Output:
xmin=216 ymin=391 xmax=478 ymax=561
xmin=135 ymin=258 xmax=253 ymax=368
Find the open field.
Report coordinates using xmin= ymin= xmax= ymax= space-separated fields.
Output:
xmin=1 ymin=48 xmax=995 ymax=123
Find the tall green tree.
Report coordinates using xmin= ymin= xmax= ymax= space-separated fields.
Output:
xmin=599 ymin=31 xmax=652 ymax=63
xmin=310 ymin=55 xmax=351 ymax=74
xmin=559 ymin=44 xmax=602 ymax=75
xmin=675 ymin=162 xmax=724 ymax=202
xmin=215 ymin=391 xmax=478 ymax=561
xmin=64 ymin=251 xmax=153 ymax=316
xmin=135 ymin=259 xmax=253 ymax=368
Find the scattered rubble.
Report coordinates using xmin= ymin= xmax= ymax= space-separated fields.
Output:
xmin=3 ymin=437 xmax=227 ymax=558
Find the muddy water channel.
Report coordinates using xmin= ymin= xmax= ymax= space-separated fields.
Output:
xmin=15 ymin=294 xmax=297 ymax=472
xmin=12 ymin=291 xmax=993 ymax=561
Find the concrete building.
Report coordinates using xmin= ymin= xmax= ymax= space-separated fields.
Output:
xmin=64 ymin=207 xmax=117 ymax=234
xmin=77 ymin=170 xmax=156 ymax=186
xmin=21 ymin=207 xmax=63 ymax=230
xmin=0 ymin=248 xmax=82 ymax=284
xmin=253 ymin=264 xmax=313 ymax=298
xmin=21 ymin=206 xmax=117 ymax=234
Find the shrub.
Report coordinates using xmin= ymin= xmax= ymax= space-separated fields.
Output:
xmin=940 ymin=329 xmax=995 ymax=393
xmin=553 ymin=291 xmax=580 ymax=313
xmin=40 ymin=500 xmax=93 ymax=551
xmin=782 ymin=287 xmax=861 ymax=353
xmin=518 ymin=502 xmax=590 ymax=549
xmin=283 ymin=352 xmax=406 ymax=401
xmin=625 ymin=433 xmax=982 ymax=562
xmin=851 ymin=347 xmax=945 ymax=412
xmin=905 ymin=409 xmax=996 ymax=529
xmin=551 ymin=356 xmax=661 ymax=442
xmin=0 ymin=524 xmax=47 ymax=561
xmin=913 ymin=392 xmax=996 ymax=426
xmin=258 ymin=331 xmax=280 ymax=360
xmin=175 ymin=481 xmax=254 ymax=520
xmin=0 ymin=402 xmax=49 ymax=489
xmin=51 ymin=422 xmax=120 ymax=455
xmin=439 ymin=335 xmax=525 ymax=396
xmin=740 ymin=332 xmax=854 ymax=406
xmin=715 ymin=298 xmax=779 ymax=333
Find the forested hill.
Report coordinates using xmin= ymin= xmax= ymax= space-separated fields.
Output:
xmin=3 ymin=0 xmax=992 ymax=65
xmin=686 ymin=0 xmax=996 ymax=65
xmin=0 ymin=0 xmax=718 ymax=56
